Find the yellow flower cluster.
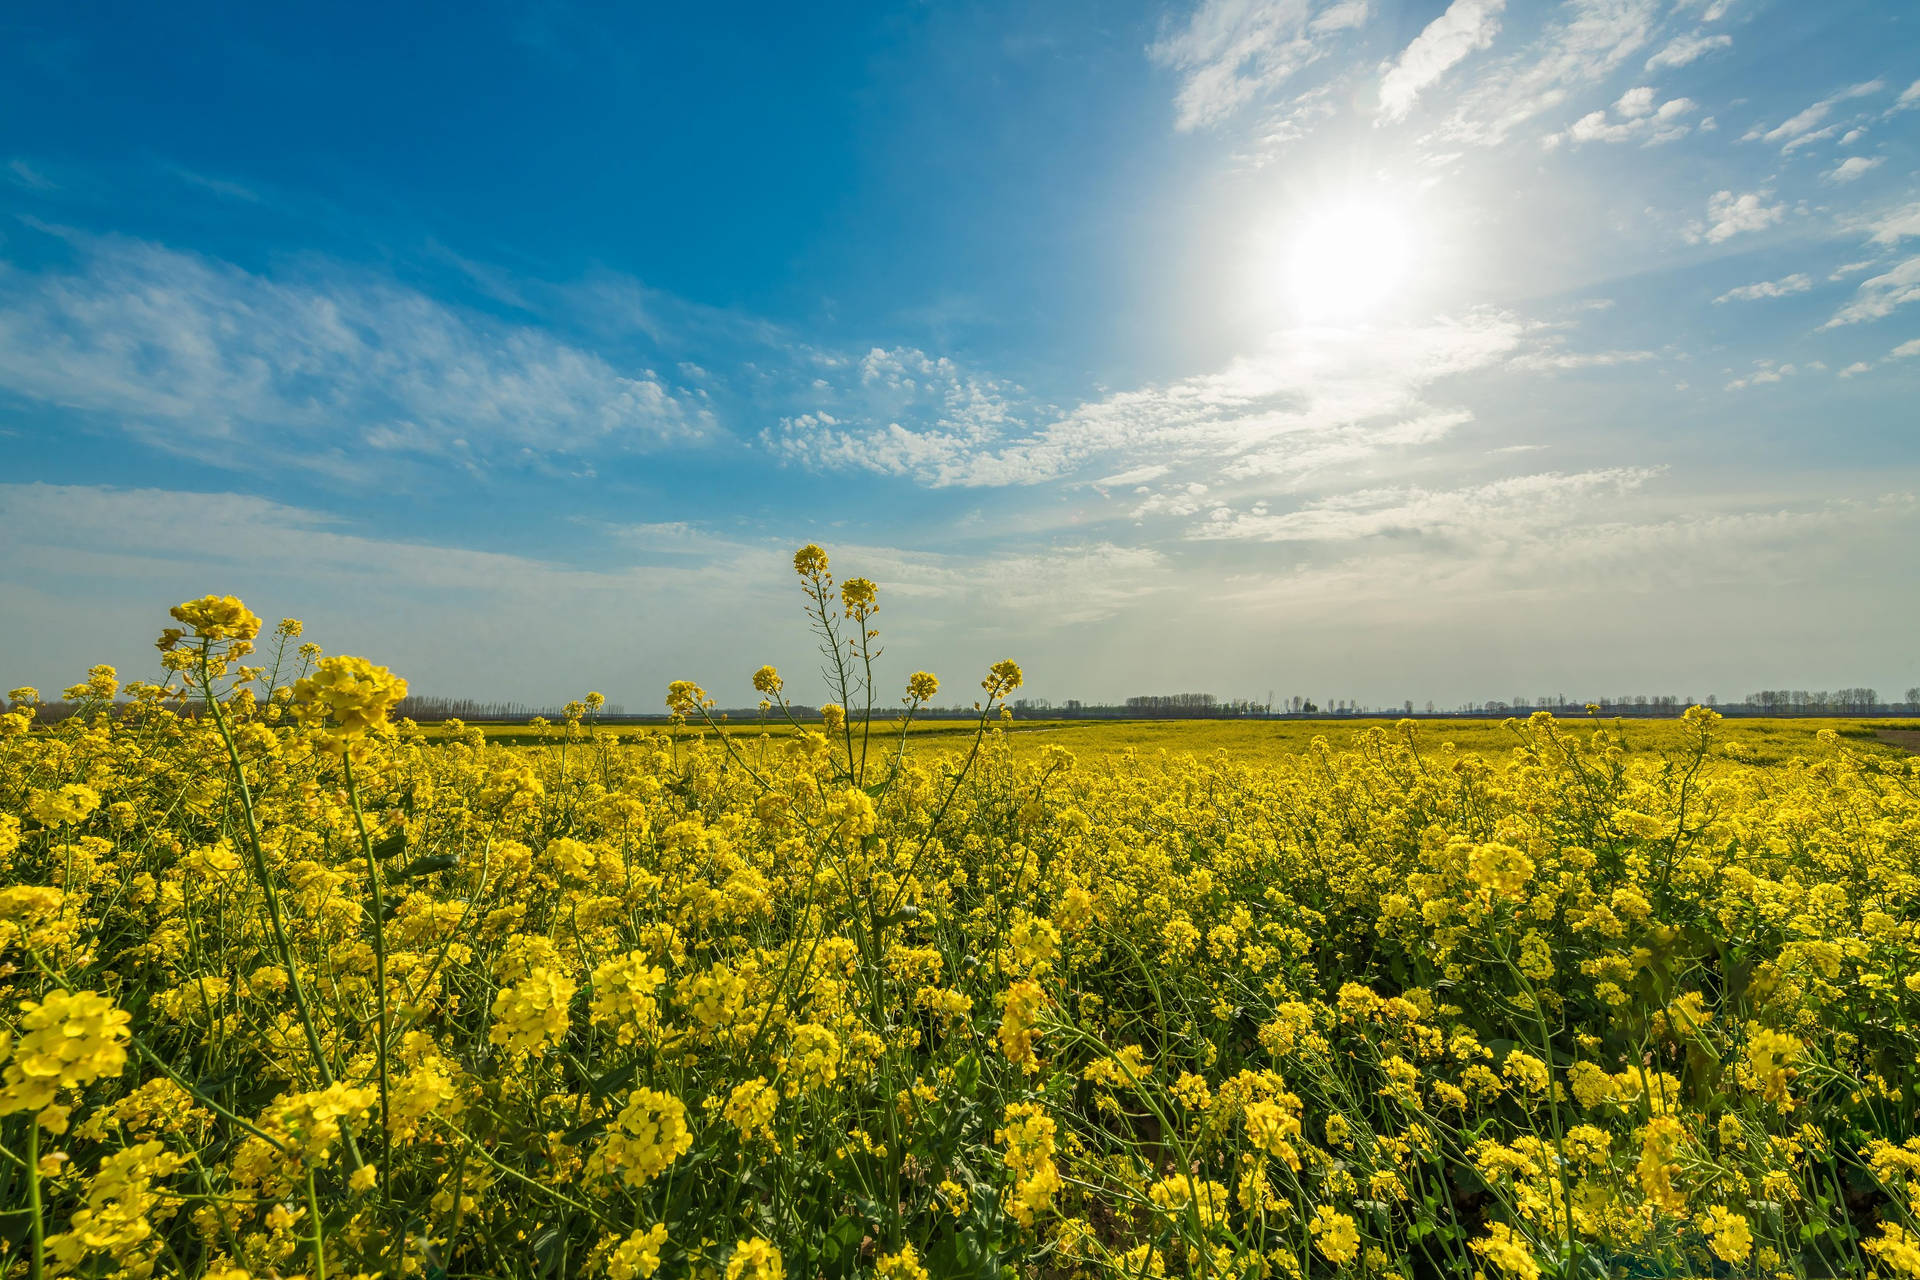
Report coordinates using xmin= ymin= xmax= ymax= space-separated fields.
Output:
xmin=291 ymin=654 xmax=409 ymax=750
xmin=1 ymin=579 xmax=1918 ymax=1278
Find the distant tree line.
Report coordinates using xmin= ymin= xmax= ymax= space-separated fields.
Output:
xmin=7 ymin=687 xmax=1918 ymax=726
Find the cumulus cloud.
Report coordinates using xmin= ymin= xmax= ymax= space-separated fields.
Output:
xmin=0 ymin=232 xmax=710 ymax=476
xmin=1829 ymin=156 xmax=1885 ymax=183
xmin=1714 ymin=274 xmax=1812 ymax=303
xmin=1375 ymin=0 xmax=1504 ymax=122
xmin=1724 ymin=359 xmax=1814 ymax=390
xmin=1686 ymin=190 xmax=1785 ymax=244
xmin=1545 ymin=87 xmax=1697 ymax=146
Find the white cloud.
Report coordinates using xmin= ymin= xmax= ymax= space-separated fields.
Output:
xmin=1891 ymin=338 xmax=1920 ymax=360
xmin=1190 ymin=467 xmax=1661 ymax=543
xmin=768 ymin=314 xmax=1526 ymax=489
xmin=1375 ymin=0 xmax=1504 ymax=123
xmin=1434 ymin=0 xmax=1662 ymax=146
xmin=1714 ymin=273 xmax=1812 ymax=303
xmin=1687 ymin=190 xmax=1784 ymax=244
xmin=1724 ymin=359 xmax=1803 ymax=390
xmin=0 ymin=233 xmax=710 ymax=476
xmin=1889 ymin=79 xmax=1920 ymax=115
xmin=1547 ymin=88 xmax=1696 ymax=145
xmin=1506 ymin=347 xmax=1656 ymax=370
xmin=1868 ymin=202 xmax=1920 ymax=245
xmin=0 ymin=483 xmax=1175 ymax=700
xmin=1829 ymin=155 xmax=1885 ymax=183
xmin=1744 ymin=79 xmax=1887 ymax=151
xmin=1644 ymin=31 xmax=1731 ymax=71
xmin=1208 ymin=491 xmax=1918 ymax=621
xmin=7 ymin=158 xmax=57 ymax=191
xmin=1839 ymin=361 xmax=1872 ymax=377
xmin=1824 ymin=256 xmax=1920 ymax=327
xmin=1151 ymin=0 xmax=1366 ymax=131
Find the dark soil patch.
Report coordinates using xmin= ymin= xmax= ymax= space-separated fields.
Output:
xmin=1876 ymin=729 xmax=1920 ymax=753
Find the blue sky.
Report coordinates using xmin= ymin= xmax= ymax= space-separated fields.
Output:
xmin=3 ymin=0 xmax=1918 ymax=709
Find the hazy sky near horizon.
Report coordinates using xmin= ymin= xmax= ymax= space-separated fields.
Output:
xmin=3 ymin=0 xmax=1918 ymax=709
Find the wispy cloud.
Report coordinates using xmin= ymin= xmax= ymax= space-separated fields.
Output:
xmin=767 ymin=313 xmax=1527 ymax=489
xmin=164 ymin=164 xmax=262 ymax=203
xmin=1644 ymin=31 xmax=1731 ymax=71
xmin=1151 ymin=0 xmax=1367 ymax=131
xmin=1432 ymin=0 xmax=1662 ymax=147
xmin=1743 ymin=79 xmax=1886 ymax=151
xmin=1714 ymin=273 xmax=1812 ymax=303
xmin=1375 ymin=0 xmax=1504 ymax=123
xmin=1191 ymin=465 xmax=1660 ymax=545
xmin=1823 ymin=256 xmax=1920 ymax=328
xmin=0 ymin=232 xmax=712 ymax=476
xmin=1869 ymin=201 xmax=1920 ymax=245
xmin=7 ymin=158 xmax=57 ymax=191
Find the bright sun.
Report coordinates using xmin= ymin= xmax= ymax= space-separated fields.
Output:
xmin=1285 ymin=197 xmax=1415 ymax=321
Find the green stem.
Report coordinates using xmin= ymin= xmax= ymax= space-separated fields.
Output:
xmin=199 ymin=652 xmax=337 ymax=1091
xmin=27 ymin=1119 xmax=44 ymax=1280
xmin=307 ymin=1167 xmax=329 ymax=1280
xmin=345 ymin=754 xmax=395 ymax=1215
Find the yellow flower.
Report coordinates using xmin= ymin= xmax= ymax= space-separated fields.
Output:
xmin=0 ymin=989 xmax=132 ymax=1117
xmin=1865 ymin=1223 xmax=1920 ymax=1279
xmin=998 ymin=979 xmax=1047 ymax=1073
xmin=876 ymin=1244 xmax=929 ymax=1280
xmin=906 ymin=671 xmax=939 ymax=701
xmin=721 ymin=1077 xmax=779 ymax=1145
xmin=291 ymin=655 xmax=408 ymax=747
xmin=793 ymin=544 xmax=830 ymax=578
xmin=726 ymin=1238 xmax=784 ymax=1280
xmin=983 ymin=659 xmax=1023 ymax=699
xmin=489 ymin=967 xmax=575 ymax=1057
xmin=1743 ymin=1024 xmax=1802 ymax=1107
xmin=1308 ymin=1206 xmax=1360 ymax=1265
xmin=1701 ymin=1205 xmax=1752 ymax=1264
xmin=996 ymin=1102 xmax=1062 ymax=1228
xmin=1468 ymin=842 xmax=1534 ymax=898
xmin=665 ymin=680 xmax=712 ymax=717
xmin=1636 ymin=1115 xmax=1686 ymax=1213
xmin=608 ymin=1224 xmax=669 ymax=1280
xmin=840 ymin=577 xmax=878 ymax=614
xmin=28 ymin=784 xmax=102 ymax=828
xmin=1471 ymin=1223 xmax=1541 ymax=1280
xmin=597 ymin=1088 xmax=693 ymax=1187
xmin=753 ymin=665 xmax=784 ymax=695
xmin=168 ymin=594 xmax=262 ymax=641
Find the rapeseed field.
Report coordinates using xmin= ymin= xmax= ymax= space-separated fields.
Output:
xmin=4 ymin=546 xmax=1919 ymax=1280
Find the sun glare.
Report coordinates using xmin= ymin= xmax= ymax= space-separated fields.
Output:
xmin=1284 ymin=197 xmax=1415 ymax=321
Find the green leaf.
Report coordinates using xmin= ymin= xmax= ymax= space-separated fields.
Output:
xmin=393 ymin=852 xmax=460 ymax=881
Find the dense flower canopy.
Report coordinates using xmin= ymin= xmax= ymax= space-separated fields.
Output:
xmin=2 ymin=565 xmax=1919 ymax=1278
